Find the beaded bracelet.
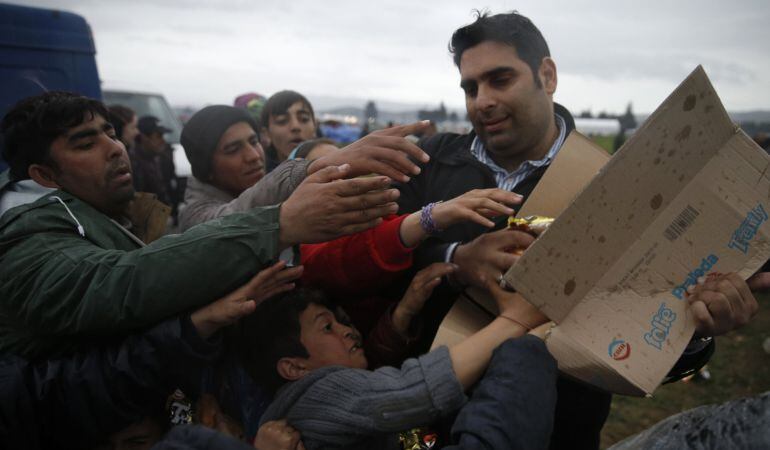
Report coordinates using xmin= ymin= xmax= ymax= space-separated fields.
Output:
xmin=419 ymin=201 xmax=442 ymax=235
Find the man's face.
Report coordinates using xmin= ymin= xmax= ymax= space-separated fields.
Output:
xmin=298 ymin=303 xmax=367 ymax=371
xmin=210 ymin=121 xmax=266 ymax=196
xmin=45 ymin=113 xmax=135 ymax=215
xmin=266 ymin=101 xmax=316 ymax=161
xmin=459 ymin=40 xmax=557 ymax=167
xmin=144 ymin=131 xmax=167 ymax=153
xmin=121 ymin=115 xmax=139 ymax=147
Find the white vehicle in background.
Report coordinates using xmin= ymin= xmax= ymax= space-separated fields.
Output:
xmin=102 ymin=89 xmax=192 ymax=177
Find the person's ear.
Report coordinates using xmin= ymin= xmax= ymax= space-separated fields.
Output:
xmin=28 ymin=164 xmax=61 ymax=189
xmin=276 ymin=357 xmax=309 ymax=381
xmin=538 ymin=57 xmax=558 ymax=96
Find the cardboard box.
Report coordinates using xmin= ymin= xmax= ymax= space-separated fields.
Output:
xmin=431 ymin=132 xmax=609 ymax=347
xmin=432 ymin=66 xmax=770 ymax=396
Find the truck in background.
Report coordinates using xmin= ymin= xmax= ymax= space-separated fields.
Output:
xmin=102 ymin=89 xmax=191 ymax=177
xmin=0 ymin=2 xmax=102 ymax=171
xmin=0 ymin=3 xmax=192 ymax=179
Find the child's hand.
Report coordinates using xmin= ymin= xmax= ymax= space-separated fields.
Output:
xmin=254 ymin=419 xmax=305 ymax=450
xmin=488 ymin=282 xmax=548 ymax=330
xmin=529 ymin=322 xmax=555 ymax=341
xmin=399 ymin=189 xmax=522 ymax=247
xmin=392 ymin=263 xmax=458 ymax=337
xmin=191 ymin=261 xmax=304 ymax=339
xmin=431 ymin=188 xmax=522 ymax=230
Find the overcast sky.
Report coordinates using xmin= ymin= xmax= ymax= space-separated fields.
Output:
xmin=20 ymin=0 xmax=770 ymax=114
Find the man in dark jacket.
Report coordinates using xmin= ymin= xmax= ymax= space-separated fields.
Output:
xmin=132 ymin=115 xmax=174 ymax=207
xmin=0 ymin=269 xmax=261 ymax=450
xmin=395 ymin=11 xmax=759 ymax=449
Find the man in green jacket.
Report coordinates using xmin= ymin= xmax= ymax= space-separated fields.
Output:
xmin=0 ymin=91 xmax=430 ymax=357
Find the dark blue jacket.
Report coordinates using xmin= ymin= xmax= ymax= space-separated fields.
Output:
xmin=0 ymin=317 xmax=220 ymax=450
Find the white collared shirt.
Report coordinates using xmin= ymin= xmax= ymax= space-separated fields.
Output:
xmin=445 ymin=114 xmax=567 ymax=264
xmin=469 ymin=113 xmax=567 ymax=192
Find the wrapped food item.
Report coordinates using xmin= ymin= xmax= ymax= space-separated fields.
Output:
xmin=501 ymin=215 xmax=554 ymax=289
xmin=506 ymin=215 xmax=554 ymax=256
xmin=399 ymin=427 xmax=438 ymax=449
xmin=507 ymin=215 xmax=554 ymax=236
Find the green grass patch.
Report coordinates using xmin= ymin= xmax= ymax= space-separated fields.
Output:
xmin=589 ymin=135 xmax=616 ymax=154
xmin=601 ymin=295 xmax=770 ymax=448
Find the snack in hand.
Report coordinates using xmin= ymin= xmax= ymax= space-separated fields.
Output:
xmin=507 ymin=215 xmax=554 ymax=237
xmin=500 ymin=215 xmax=555 ymax=289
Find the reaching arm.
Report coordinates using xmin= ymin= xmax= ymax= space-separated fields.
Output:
xmin=1 ymin=205 xmax=283 ymax=355
xmin=179 ymin=159 xmax=311 ymax=231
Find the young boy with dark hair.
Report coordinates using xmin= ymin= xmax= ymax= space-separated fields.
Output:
xmin=259 ymin=90 xmax=318 ymax=171
xmin=239 ymin=281 xmax=558 ymax=450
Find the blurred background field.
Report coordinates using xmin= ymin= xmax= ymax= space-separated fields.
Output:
xmin=601 ymin=295 xmax=770 ymax=448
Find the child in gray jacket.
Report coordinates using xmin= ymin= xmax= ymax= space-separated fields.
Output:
xmin=238 ymin=281 xmax=557 ymax=450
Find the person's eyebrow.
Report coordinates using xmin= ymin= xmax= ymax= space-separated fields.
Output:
xmin=460 ymin=66 xmax=516 ymax=90
xmin=223 ymin=140 xmax=243 ymax=152
xmin=223 ymin=132 xmax=257 ymax=151
xmin=67 ymin=128 xmax=99 ymax=143
xmin=482 ymin=66 xmax=516 ymax=80
xmin=67 ymin=122 xmax=114 ymax=143
xmin=314 ymin=311 xmax=331 ymax=323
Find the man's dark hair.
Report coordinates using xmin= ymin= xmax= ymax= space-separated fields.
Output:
xmin=449 ymin=11 xmax=550 ymax=87
xmin=107 ymin=104 xmax=135 ymax=144
xmin=1 ymin=91 xmax=108 ymax=180
xmin=236 ymin=288 xmax=340 ymax=391
xmin=259 ymin=90 xmax=316 ymax=130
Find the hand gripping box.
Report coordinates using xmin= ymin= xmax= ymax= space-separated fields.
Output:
xmin=433 ymin=66 xmax=770 ymax=396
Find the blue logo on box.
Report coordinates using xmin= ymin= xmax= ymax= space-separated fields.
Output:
xmin=728 ymin=204 xmax=768 ymax=254
xmin=671 ymin=254 xmax=718 ymax=300
xmin=643 ymin=302 xmax=677 ymax=350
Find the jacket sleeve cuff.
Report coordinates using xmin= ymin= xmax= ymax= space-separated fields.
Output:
xmin=414 ymin=240 xmax=452 ymax=271
xmin=370 ymin=214 xmax=414 ymax=270
xmin=419 ymin=346 xmax=467 ymax=414
xmin=179 ymin=315 xmax=223 ymax=360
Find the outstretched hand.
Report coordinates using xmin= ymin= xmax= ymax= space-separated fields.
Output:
xmin=398 ymin=189 xmax=523 ymax=248
xmin=254 ymin=419 xmax=305 ymax=450
xmin=392 ymin=263 xmax=458 ymax=337
xmin=431 ymin=188 xmax=522 ymax=229
xmin=452 ymin=228 xmax=535 ymax=289
xmin=307 ymin=121 xmax=431 ymax=182
xmin=191 ymin=261 xmax=303 ymax=339
xmin=279 ymin=164 xmax=400 ymax=247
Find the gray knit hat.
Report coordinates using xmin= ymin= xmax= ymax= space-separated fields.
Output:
xmin=181 ymin=105 xmax=259 ymax=181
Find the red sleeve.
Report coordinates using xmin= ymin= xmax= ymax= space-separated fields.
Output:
xmin=300 ymin=214 xmax=414 ymax=296
xmin=364 ymin=304 xmax=422 ymax=369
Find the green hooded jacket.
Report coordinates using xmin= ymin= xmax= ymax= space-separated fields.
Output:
xmin=0 ymin=190 xmax=282 ymax=357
